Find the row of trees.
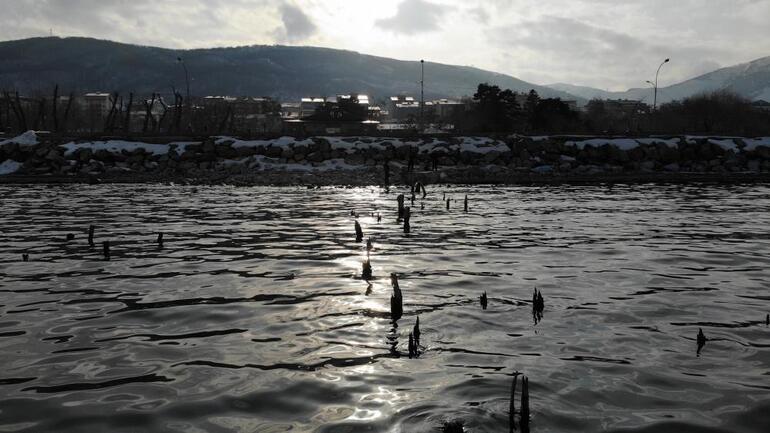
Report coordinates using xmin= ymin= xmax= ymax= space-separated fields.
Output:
xmin=0 ymin=86 xmax=282 ymax=137
xmin=455 ymin=83 xmax=770 ymax=136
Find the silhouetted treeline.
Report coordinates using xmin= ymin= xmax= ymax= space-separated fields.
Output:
xmin=0 ymin=86 xmax=282 ymax=137
xmin=457 ymin=84 xmax=770 ymax=136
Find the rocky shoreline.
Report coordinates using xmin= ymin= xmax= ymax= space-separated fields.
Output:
xmin=2 ymin=132 xmax=770 ymax=185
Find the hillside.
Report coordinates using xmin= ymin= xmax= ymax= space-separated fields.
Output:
xmin=0 ymin=37 xmax=577 ymax=102
xmin=548 ymin=56 xmax=770 ymax=104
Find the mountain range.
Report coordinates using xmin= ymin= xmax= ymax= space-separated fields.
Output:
xmin=0 ymin=37 xmax=574 ymax=102
xmin=0 ymin=37 xmax=768 ymax=105
xmin=548 ymin=56 xmax=770 ymax=104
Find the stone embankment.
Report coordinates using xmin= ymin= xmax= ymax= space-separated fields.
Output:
xmin=2 ymin=132 xmax=770 ymax=184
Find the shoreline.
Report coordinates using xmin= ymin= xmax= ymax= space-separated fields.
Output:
xmin=3 ymin=169 xmax=770 ymax=186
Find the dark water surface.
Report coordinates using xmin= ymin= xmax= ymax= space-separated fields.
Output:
xmin=1 ymin=184 xmax=769 ymax=432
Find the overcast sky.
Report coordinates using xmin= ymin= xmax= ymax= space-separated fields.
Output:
xmin=1 ymin=0 xmax=769 ymax=91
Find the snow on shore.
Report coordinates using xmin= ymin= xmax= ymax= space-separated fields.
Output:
xmin=60 ymin=140 xmax=194 ymax=156
xmin=0 ymin=159 xmax=22 ymax=175
xmin=0 ymin=131 xmax=39 ymax=147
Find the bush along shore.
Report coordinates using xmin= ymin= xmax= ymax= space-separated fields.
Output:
xmin=2 ymin=132 xmax=770 ymax=185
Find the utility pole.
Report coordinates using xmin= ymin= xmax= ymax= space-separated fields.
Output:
xmin=420 ymin=59 xmax=425 ymax=132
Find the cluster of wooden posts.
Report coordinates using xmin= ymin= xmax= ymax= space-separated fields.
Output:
xmin=21 ymin=224 xmax=164 ymax=262
xmin=354 ymin=183 xmax=536 ymax=432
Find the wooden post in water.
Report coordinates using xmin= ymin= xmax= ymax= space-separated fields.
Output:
xmin=403 ymin=207 xmax=411 ymax=234
xmin=390 ymin=273 xmax=403 ymax=322
xmin=480 ymin=291 xmax=488 ymax=310
xmin=446 ymin=198 xmax=450 ymax=211
xmin=366 ymin=237 xmax=373 ymax=253
xmin=157 ymin=233 xmax=164 ymax=248
xmin=408 ymin=332 xmax=416 ymax=358
xmin=509 ymin=374 xmax=518 ymax=433
xmin=766 ymin=314 xmax=769 ymax=326
xmin=22 ymin=253 xmax=29 ymax=262
xmin=88 ymin=225 xmax=95 ymax=246
xmin=103 ymin=241 xmax=111 ymax=261
xmin=397 ymin=195 xmax=405 ymax=221
xmin=413 ymin=316 xmax=421 ymax=346
xmin=362 ymin=259 xmax=372 ymax=280
xmin=377 ymin=213 xmax=381 ymax=223
xmin=464 ymin=195 xmax=468 ymax=212
xmin=66 ymin=233 xmax=75 ymax=241
xmin=520 ymin=376 xmax=530 ymax=433
xmin=355 ymin=221 xmax=363 ymax=243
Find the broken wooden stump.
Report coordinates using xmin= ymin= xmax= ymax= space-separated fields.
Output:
xmin=157 ymin=233 xmax=164 ymax=248
xmin=22 ymin=253 xmax=29 ymax=262
xmin=66 ymin=233 xmax=75 ymax=241
xmin=480 ymin=291 xmax=488 ymax=310
xmin=377 ymin=212 xmax=381 ymax=223
xmin=88 ymin=225 xmax=95 ymax=246
xmin=103 ymin=241 xmax=111 ymax=261
xmin=362 ymin=259 xmax=372 ymax=280
xmin=521 ymin=376 xmax=530 ymax=433
xmin=397 ymin=195 xmax=405 ymax=221
xmin=413 ymin=316 xmax=421 ymax=346
xmin=532 ymin=288 xmax=544 ymax=324
xmin=390 ymin=273 xmax=403 ymax=322
xmin=509 ymin=374 xmax=518 ymax=433
xmin=697 ymin=328 xmax=707 ymax=355
xmin=355 ymin=220 xmax=363 ymax=243
xmin=408 ymin=332 xmax=417 ymax=358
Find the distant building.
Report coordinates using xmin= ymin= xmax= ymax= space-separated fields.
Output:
xmin=602 ymin=99 xmax=650 ymax=115
xmin=388 ymin=95 xmax=421 ymax=120
xmin=82 ymin=93 xmax=113 ymax=116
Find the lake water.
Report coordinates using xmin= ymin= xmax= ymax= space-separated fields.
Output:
xmin=1 ymin=183 xmax=769 ymax=433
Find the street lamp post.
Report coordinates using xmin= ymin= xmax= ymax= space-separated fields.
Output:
xmin=420 ymin=59 xmax=425 ymax=132
xmin=648 ymin=58 xmax=669 ymax=111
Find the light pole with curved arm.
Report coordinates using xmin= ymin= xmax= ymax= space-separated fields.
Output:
xmin=649 ymin=58 xmax=669 ymax=111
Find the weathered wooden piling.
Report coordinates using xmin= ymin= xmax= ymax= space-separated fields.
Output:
xmin=157 ymin=233 xmax=164 ymax=248
xmin=413 ymin=316 xmax=421 ymax=346
xmin=697 ymin=328 xmax=707 ymax=355
xmin=103 ymin=241 xmax=111 ymax=260
xmin=532 ymin=288 xmax=544 ymax=323
xmin=355 ymin=221 xmax=363 ymax=242
xmin=397 ymin=195 xmax=405 ymax=220
xmin=446 ymin=198 xmax=450 ymax=210
xmin=377 ymin=212 xmax=381 ymax=223
xmin=509 ymin=374 xmax=517 ymax=433
xmin=88 ymin=225 xmax=95 ymax=246
xmin=66 ymin=233 xmax=75 ymax=241
xmin=408 ymin=332 xmax=416 ymax=358
xmin=403 ymin=206 xmax=411 ymax=234
xmin=480 ymin=291 xmax=488 ymax=310
xmin=766 ymin=313 xmax=769 ymax=326
xmin=22 ymin=253 xmax=29 ymax=262
xmin=362 ymin=259 xmax=372 ymax=280
xmin=366 ymin=237 xmax=373 ymax=252
xmin=521 ymin=376 xmax=530 ymax=433
xmin=464 ymin=195 xmax=468 ymax=212
xmin=390 ymin=273 xmax=403 ymax=322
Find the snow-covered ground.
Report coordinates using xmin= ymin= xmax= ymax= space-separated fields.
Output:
xmin=0 ymin=160 xmax=22 ymax=175
xmin=0 ymin=131 xmax=40 ymax=147
xmin=60 ymin=140 xmax=193 ymax=156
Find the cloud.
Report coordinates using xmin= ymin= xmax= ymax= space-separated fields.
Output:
xmin=485 ymin=15 xmax=731 ymax=90
xmin=375 ymin=0 xmax=451 ymax=35
xmin=273 ymin=1 xmax=318 ymax=43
